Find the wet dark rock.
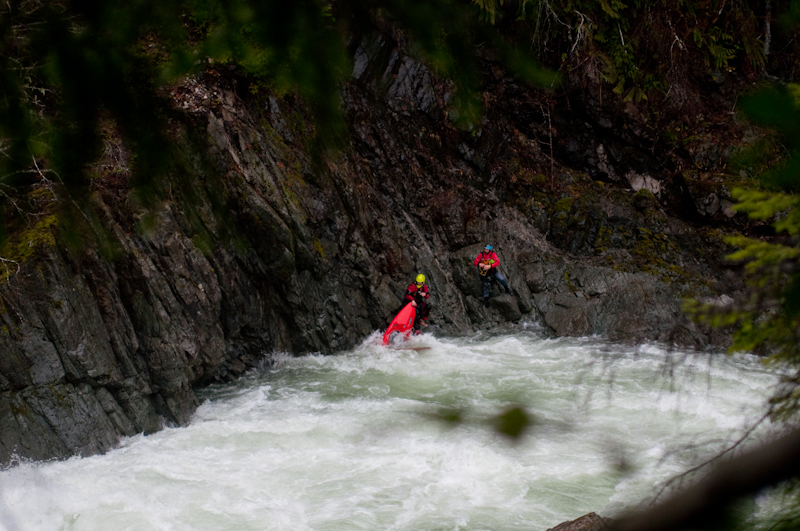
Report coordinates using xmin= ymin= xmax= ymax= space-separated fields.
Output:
xmin=683 ymin=175 xmax=741 ymax=220
xmin=0 ymin=30 xmax=744 ymax=464
xmin=489 ymin=293 xmax=522 ymax=321
xmin=546 ymin=512 xmax=613 ymax=531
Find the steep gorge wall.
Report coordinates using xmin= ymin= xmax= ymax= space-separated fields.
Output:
xmin=0 ymin=32 xmax=740 ymax=464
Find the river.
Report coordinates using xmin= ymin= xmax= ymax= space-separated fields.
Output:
xmin=0 ymin=328 xmax=780 ymax=530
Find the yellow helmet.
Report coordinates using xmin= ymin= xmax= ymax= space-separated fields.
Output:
xmin=415 ymin=274 xmax=426 ymax=284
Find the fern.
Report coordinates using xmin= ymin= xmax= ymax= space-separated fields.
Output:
xmin=693 ymin=27 xmax=739 ymax=69
xmin=598 ymin=0 xmax=627 ymax=19
xmin=472 ymin=0 xmax=501 ymax=24
xmin=708 ymin=42 xmax=737 ymax=68
xmin=742 ymin=35 xmax=767 ymax=70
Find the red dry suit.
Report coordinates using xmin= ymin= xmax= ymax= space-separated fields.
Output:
xmin=474 ymin=250 xmax=500 ymax=270
xmin=402 ymin=283 xmax=431 ymax=328
xmin=404 ymin=283 xmax=430 ymax=303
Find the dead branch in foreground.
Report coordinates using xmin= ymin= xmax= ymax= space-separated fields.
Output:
xmin=613 ymin=427 xmax=800 ymax=531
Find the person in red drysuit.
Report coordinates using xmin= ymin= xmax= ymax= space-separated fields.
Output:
xmin=474 ymin=243 xmax=510 ymax=306
xmin=402 ymin=273 xmax=431 ymax=331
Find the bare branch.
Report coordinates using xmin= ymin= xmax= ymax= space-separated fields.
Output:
xmin=571 ymin=11 xmax=588 ymax=55
xmin=612 ymin=426 xmax=800 ymax=531
xmin=0 ymin=257 xmax=20 ymax=281
xmin=653 ymin=408 xmax=773 ymax=500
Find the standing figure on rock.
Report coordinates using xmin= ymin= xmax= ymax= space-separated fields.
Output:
xmin=474 ymin=243 xmax=510 ymax=307
xmin=402 ymin=274 xmax=431 ymax=332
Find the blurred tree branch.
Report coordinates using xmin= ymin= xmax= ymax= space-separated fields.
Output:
xmin=613 ymin=426 xmax=800 ymax=531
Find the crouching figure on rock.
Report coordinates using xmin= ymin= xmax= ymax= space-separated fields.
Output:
xmin=474 ymin=243 xmax=510 ymax=307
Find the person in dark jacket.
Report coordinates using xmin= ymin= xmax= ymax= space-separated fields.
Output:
xmin=402 ymin=273 xmax=431 ymax=331
xmin=474 ymin=243 xmax=510 ymax=306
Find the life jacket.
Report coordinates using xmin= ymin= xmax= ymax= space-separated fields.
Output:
xmin=405 ymin=283 xmax=430 ymax=303
xmin=474 ymin=250 xmax=499 ymax=276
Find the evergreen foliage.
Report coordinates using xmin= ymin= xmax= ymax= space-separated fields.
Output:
xmin=0 ymin=0 xmax=793 ymax=258
xmin=0 ymin=0 xmax=558 ymax=258
xmin=677 ymin=83 xmax=800 ymax=530
xmin=686 ymin=84 xmax=800 ymax=421
xmin=471 ymin=0 xmax=778 ymax=102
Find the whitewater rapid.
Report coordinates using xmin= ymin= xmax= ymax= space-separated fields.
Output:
xmin=0 ymin=329 xmax=779 ymax=530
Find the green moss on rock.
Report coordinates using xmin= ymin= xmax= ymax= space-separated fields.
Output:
xmin=0 ymin=215 xmax=59 ymax=283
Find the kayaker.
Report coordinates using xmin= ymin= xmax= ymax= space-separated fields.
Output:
xmin=402 ymin=274 xmax=431 ymax=330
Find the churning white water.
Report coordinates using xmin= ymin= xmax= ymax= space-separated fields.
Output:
xmin=0 ymin=329 xmax=781 ymax=531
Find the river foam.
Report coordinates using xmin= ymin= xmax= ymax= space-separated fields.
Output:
xmin=0 ymin=331 xmax=779 ymax=530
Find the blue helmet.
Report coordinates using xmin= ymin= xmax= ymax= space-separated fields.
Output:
xmin=484 ymin=244 xmax=493 ymax=251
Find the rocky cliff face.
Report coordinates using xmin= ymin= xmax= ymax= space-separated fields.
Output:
xmin=0 ymin=30 xmax=743 ymax=464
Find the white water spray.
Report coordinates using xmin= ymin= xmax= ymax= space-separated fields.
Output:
xmin=0 ymin=331 xmax=779 ymax=530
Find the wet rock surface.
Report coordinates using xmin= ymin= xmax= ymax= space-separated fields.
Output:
xmin=546 ymin=512 xmax=613 ymax=531
xmin=0 ymin=31 xmax=745 ymax=463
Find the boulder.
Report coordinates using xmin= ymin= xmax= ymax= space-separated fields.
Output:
xmin=546 ymin=512 xmax=613 ymax=531
xmin=489 ymin=293 xmax=522 ymax=321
